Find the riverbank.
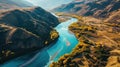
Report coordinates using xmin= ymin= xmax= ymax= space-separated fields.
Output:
xmin=0 ymin=17 xmax=79 ymax=67
xmin=50 ymin=14 xmax=120 ymax=67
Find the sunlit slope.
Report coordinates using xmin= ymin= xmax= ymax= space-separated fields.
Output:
xmin=50 ymin=13 xmax=120 ymax=67
xmin=53 ymin=0 xmax=120 ymax=18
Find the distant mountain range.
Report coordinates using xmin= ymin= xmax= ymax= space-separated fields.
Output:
xmin=26 ymin=0 xmax=73 ymax=10
xmin=53 ymin=0 xmax=120 ymax=18
xmin=0 ymin=0 xmax=33 ymax=9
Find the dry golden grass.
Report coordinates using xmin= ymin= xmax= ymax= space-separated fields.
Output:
xmin=51 ymin=14 xmax=120 ymax=67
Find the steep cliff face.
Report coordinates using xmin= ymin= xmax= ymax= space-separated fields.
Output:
xmin=53 ymin=0 xmax=120 ymax=18
xmin=0 ymin=7 xmax=59 ymax=63
xmin=0 ymin=0 xmax=33 ymax=9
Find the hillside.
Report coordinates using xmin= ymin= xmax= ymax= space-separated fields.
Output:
xmin=50 ymin=0 xmax=120 ymax=66
xmin=0 ymin=7 xmax=59 ymax=63
xmin=53 ymin=0 xmax=120 ymax=18
xmin=50 ymin=12 xmax=120 ymax=67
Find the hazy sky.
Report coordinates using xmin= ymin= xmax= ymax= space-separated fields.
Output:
xmin=26 ymin=0 xmax=73 ymax=10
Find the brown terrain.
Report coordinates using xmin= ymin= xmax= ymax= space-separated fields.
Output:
xmin=50 ymin=0 xmax=120 ymax=67
xmin=53 ymin=0 xmax=120 ymax=18
xmin=51 ymin=11 xmax=120 ymax=67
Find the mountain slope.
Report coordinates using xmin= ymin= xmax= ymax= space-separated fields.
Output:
xmin=26 ymin=0 xmax=73 ymax=10
xmin=0 ymin=7 xmax=59 ymax=63
xmin=53 ymin=0 xmax=120 ymax=18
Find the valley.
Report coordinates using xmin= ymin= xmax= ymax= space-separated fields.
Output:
xmin=0 ymin=0 xmax=120 ymax=67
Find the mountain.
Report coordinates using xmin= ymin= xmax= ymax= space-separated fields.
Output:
xmin=53 ymin=0 xmax=120 ymax=18
xmin=0 ymin=7 xmax=59 ymax=63
xmin=0 ymin=0 xmax=33 ymax=9
xmin=26 ymin=0 xmax=73 ymax=10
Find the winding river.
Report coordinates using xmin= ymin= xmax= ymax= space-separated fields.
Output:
xmin=0 ymin=18 xmax=78 ymax=67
